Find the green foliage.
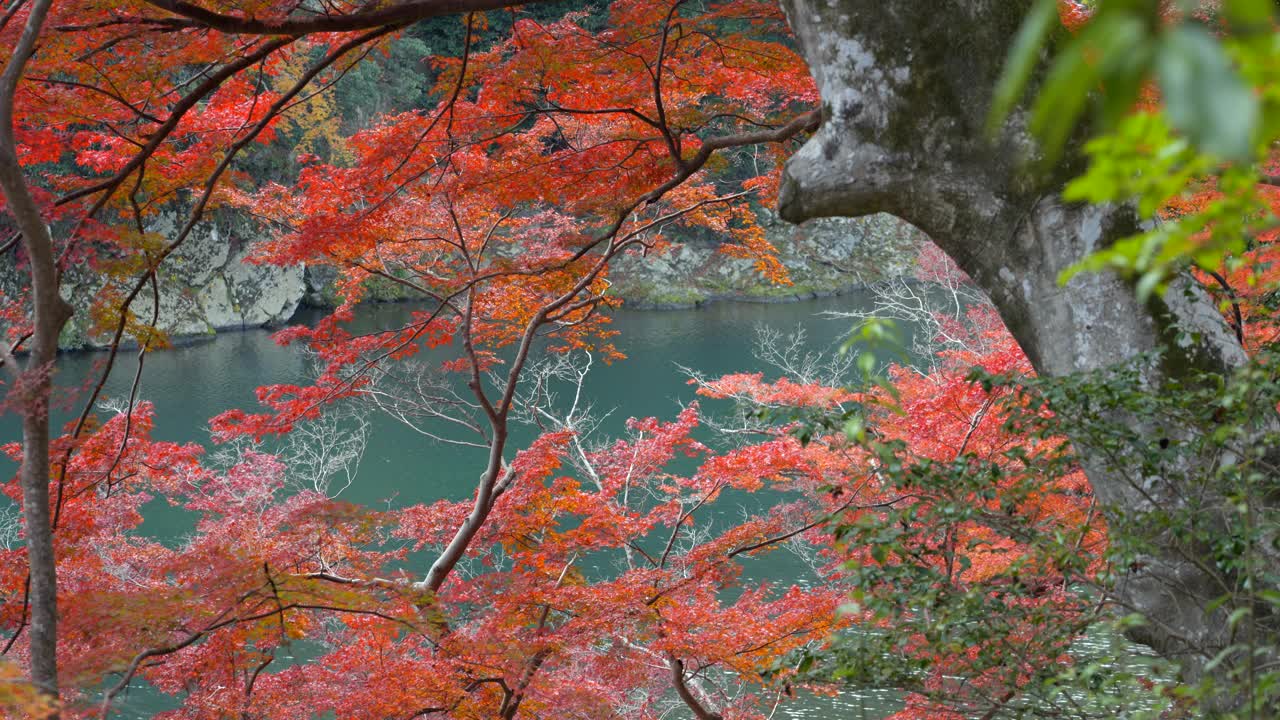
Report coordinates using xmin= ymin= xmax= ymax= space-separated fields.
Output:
xmin=996 ymin=0 xmax=1268 ymax=164
xmin=989 ymin=0 xmax=1061 ymax=137
xmin=334 ymin=35 xmax=433 ymax=128
xmin=1031 ymin=6 xmax=1154 ymax=167
xmin=995 ymin=1 xmax=1280 ymax=294
xmin=1156 ymin=23 xmax=1258 ymax=161
xmin=1023 ymin=353 xmax=1280 ymax=716
xmin=808 ymin=349 xmax=1280 ymax=717
xmin=1060 ymin=121 xmax=1266 ymax=297
xmin=840 ymin=317 xmax=908 ymax=421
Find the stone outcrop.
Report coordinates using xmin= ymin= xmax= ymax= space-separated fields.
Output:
xmin=2 ymin=206 xmax=920 ymax=350
xmin=296 ymin=210 xmax=923 ymax=311
xmin=1 ymin=210 xmax=304 ymax=350
xmin=600 ymin=211 xmax=921 ymax=309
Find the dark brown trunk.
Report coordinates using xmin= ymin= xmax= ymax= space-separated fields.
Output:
xmin=0 ymin=0 xmax=72 ymax=706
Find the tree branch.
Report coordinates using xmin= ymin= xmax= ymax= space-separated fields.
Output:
xmin=668 ymin=653 xmax=723 ymax=720
xmin=141 ymin=0 xmax=559 ymax=35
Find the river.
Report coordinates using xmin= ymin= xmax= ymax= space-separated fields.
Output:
xmin=2 ymin=293 xmax=927 ymax=718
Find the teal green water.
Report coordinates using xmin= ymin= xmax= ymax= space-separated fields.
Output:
xmin=35 ymin=296 xmax=887 ymax=504
xmin=1 ymin=294 xmax=912 ymax=718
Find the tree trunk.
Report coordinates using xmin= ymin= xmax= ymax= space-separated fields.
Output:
xmin=776 ymin=0 xmax=1266 ymax=687
xmin=0 ymin=0 xmax=71 ymax=707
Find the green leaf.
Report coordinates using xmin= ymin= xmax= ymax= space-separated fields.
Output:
xmin=857 ymin=352 xmax=876 ymax=377
xmin=1094 ymin=17 xmax=1155 ymax=130
xmin=988 ymin=0 xmax=1060 ymax=136
xmin=1156 ymin=25 xmax=1259 ymax=161
xmin=843 ymin=416 xmax=866 ymax=442
xmin=1029 ymin=31 xmax=1096 ymax=166
xmin=1227 ymin=606 xmax=1252 ymax=628
xmin=1224 ymin=0 xmax=1275 ymax=27
xmin=1032 ymin=14 xmax=1155 ymax=166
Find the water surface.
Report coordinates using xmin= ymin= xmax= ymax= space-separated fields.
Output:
xmin=2 ymin=293 xmax=913 ymax=718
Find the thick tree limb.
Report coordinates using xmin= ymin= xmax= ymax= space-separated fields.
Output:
xmin=668 ymin=653 xmax=722 ymax=720
xmin=141 ymin=0 xmax=559 ymax=35
xmin=776 ymin=0 xmax=1265 ymax=696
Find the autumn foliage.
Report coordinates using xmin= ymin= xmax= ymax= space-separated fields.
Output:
xmin=0 ymin=262 xmax=1108 ymax=719
xmin=0 ymin=1 xmax=1124 ymax=718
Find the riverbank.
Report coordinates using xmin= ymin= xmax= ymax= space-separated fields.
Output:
xmin=300 ymin=212 xmax=922 ymax=311
xmin=2 ymin=210 xmax=922 ymax=351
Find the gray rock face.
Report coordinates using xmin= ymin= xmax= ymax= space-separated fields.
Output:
xmin=287 ymin=209 xmax=923 ymax=311
xmin=607 ymin=211 xmax=922 ymax=308
xmin=303 ymin=264 xmax=341 ymax=306
xmin=1 ymin=209 xmax=304 ymax=349
xmin=0 ymin=205 xmax=909 ymax=351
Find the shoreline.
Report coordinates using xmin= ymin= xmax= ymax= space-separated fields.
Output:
xmin=51 ymin=282 xmax=880 ymax=354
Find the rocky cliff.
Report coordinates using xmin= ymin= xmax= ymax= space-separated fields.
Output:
xmin=2 ymin=210 xmax=919 ymax=350
xmin=607 ymin=211 xmax=921 ymax=308
xmin=300 ymin=211 xmax=922 ymax=310
xmin=1 ymin=211 xmax=304 ymax=350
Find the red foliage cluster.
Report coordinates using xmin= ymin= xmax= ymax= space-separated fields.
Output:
xmin=0 ymin=2 xmax=1107 ymax=718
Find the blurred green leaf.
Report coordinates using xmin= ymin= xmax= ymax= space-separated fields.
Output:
xmin=1224 ymin=0 xmax=1275 ymax=27
xmin=1156 ymin=25 xmax=1259 ymax=161
xmin=988 ymin=0 xmax=1060 ymax=136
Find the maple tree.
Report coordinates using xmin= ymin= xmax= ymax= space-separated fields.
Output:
xmin=721 ymin=251 xmax=1113 ymax=720
xmin=0 ymin=0 xmax=848 ymax=716
xmin=2 ymin=0 xmax=1277 ymax=718
xmin=0 ymin=0 xmax=1108 ymax=713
